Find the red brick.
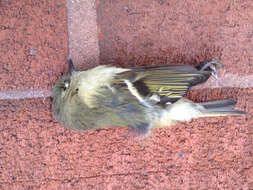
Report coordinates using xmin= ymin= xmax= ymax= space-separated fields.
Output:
xmin=1 ymin=0 xmax=253 ymax=189
xmin=0 ymin=0 xmax=68 ymax=91
xmin=0 ymin=88 xmax=252 ymax=189
xmin=97 ymin=0 xmax=253 ymax=76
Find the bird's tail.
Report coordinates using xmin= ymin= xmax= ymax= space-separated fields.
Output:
xmin=199 ymin=99 xmax=246 ymax=117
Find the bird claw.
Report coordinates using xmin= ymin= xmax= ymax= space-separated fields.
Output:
xmin=199 ymin=58 xmax=225 ymax=80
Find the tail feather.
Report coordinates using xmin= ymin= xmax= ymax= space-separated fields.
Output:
xmin=199 ymin=99 xmax=246 ymax=117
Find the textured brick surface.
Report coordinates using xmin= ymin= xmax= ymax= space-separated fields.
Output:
xmin=0 ymin=0 xmax=253 ymax=189
xmin=97 ymin=0 xmax=253 ymax=77
xmin=0 ymin=90 xmax=252 ymax=189
xmin=0 ymin=0 xmax=68 ymax=91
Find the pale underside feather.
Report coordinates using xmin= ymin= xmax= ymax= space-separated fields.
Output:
xmin=74 ymin=66 xmax=129 ymax=107
xmin=158 ymin=98 xmax=204 ymax=127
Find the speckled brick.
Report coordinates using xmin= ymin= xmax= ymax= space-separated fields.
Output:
xmin=1 ymin=0 xmax=253 ymax=189
xmin=97 ymin=0 xmax=253 ymax=77
xmin=0 ymin=0 xmax=68 ymax=91
xmin=0 ymin=88 xmax=252 ymax=189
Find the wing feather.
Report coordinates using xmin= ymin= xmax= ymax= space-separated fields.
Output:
xmin=113 ymin=65 xmax=211 ymax=104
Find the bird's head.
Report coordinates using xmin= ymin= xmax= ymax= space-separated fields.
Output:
xmin=52 ymin=59 xmax=75 ymax=119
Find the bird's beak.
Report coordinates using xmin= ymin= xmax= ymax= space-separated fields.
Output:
xmin=68 ymin=58 xmax=75 ymax=77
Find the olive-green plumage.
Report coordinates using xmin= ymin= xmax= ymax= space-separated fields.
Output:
xmin=52 ymin=59 xmax=245 ymax=134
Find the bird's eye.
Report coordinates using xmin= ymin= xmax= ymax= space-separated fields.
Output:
xmin=62 ymin=82 xmax=69 ymax=91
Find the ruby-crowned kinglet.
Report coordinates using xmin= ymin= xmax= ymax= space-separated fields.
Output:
xmin=52 ymin=58 xmax=245 ymax=135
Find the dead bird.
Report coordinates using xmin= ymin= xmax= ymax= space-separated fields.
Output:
xmin=52 ymin=58 xmax=245 ymax=135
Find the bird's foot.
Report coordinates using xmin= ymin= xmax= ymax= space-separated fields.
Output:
xmin=198 ymin=58 xmax=225 ymax=80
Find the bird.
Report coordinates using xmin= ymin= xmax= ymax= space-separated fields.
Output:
xmin=52 ymin=58 xmax=245 ymax=135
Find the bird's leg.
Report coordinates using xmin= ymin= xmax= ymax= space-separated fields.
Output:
xmin=197 ymin=58 xmax=225 ymax=79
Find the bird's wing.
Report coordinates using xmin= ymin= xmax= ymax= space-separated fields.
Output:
xmin=113 ymin=65 xmax=211 ymax=104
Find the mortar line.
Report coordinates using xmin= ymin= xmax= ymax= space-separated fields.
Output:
xmin=0 ymin=89 xmax=52 ymax=100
